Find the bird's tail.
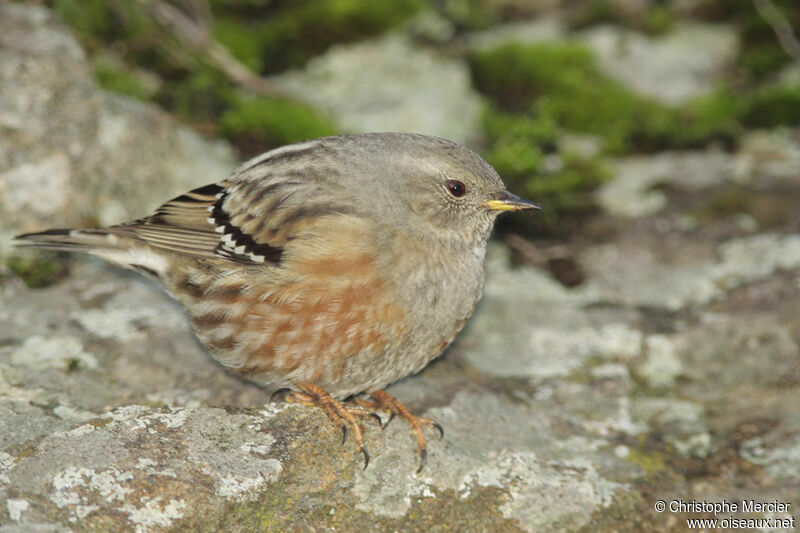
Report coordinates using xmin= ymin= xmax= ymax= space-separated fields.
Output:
xmin=13 ymin=227 xmax=166 ymax=279
xmin=14 ymin=228 xmax=127 ymax=253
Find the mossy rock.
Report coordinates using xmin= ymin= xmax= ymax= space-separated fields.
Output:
xmin=481 ymin=106 xmax=610 ymax=233
xmin=471 ymin=42 xmax=750 ymax=155
xmin=470 ymin=42 xmax=654 ymax=153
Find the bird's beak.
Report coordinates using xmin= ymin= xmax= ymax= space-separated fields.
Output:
xmin=483 ymin=190 xmax=542 ymax=212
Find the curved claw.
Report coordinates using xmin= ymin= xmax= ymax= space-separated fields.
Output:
xmin=341 ymin=424 xmax=348 ymax=445
xmin=416 ymin=447 xmax=427 ymax=474
xmin=361 ymin=445 xmax=370 ymax=470
xmin=382 ymin=412 xmax=396 ymax=429
xmin=367 ymin=412 xmax=383 ymax=427
xmin=431 ymin=421 xmax=444 ymax=440
xmin=270 ymin=388 xmax=291 ymax=403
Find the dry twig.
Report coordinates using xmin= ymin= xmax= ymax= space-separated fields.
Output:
xmin=753 ymin=0 xmax=800 ymax=67
xmin=139 ymin=0 xmax=285 ymax=96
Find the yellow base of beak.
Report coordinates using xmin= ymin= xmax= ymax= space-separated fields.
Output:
xmin=483 ymin=192 xmax=542 ymax=212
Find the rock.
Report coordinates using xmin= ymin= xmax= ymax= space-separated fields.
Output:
xmin=598 ymin=151 xmax=747 ymax=218
xmin=579 ymin=23 xmax=739 ymax=104
xmin=0 ymin=255 xmax=646 ymax=531
xmin=582 ymin=233 xmax=800 ymax=310
xmin=272 ymin=34 xmax=483 ymax=146
xmin=738 ymin=128 xmax=800 ymax=182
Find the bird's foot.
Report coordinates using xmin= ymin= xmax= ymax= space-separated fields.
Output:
xmin=356 ymin=389 xmax=443 ymax=473
xmin=286 ymin=381 xmax=379 ymax=469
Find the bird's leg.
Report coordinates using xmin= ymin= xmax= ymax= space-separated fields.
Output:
xmin=286 ymin=381 xmax=379 ymax=469
xmin=355 ymin=389 xmax=444 ymax=473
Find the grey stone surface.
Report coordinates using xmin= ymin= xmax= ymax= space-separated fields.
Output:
xmin=579 ymin=23 xmax=739 ymax=104
xmin=272 ymin=34 xmax=483 ymax=146
xmin=581 ymin=233 xmax=800 ymax=310
xmin=0 ymin=258 xmax=645 ymax=531
xmin=3 ymin=3 xmax=800 ymax=532
xmin=598 ymin=151 xmax=747 ymax=218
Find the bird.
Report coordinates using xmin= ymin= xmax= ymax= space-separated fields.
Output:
xmin=14 ymin=132 xmax=541 ymax=471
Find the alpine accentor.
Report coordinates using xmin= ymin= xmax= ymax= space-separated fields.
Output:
xmin=15 ymin=132 xmax=540 ymax=470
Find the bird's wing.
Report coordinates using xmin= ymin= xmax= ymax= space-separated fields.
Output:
xmin=120 ymin=173 xmax=354 ymax=266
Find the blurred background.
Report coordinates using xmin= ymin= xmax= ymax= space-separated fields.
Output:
xmin=1 ymin=1 xmax=800 ymax=530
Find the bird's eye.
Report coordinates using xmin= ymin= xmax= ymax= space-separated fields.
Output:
xmin=446 ymin=180 xmax=466 ymax=197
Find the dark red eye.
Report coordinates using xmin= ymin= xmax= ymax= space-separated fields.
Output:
xmin=446 ymin=180 xmax=466 ymax=197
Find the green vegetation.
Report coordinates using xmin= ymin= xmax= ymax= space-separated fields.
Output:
xmin=213 ymin=0 xmax=426 ymax=75
xmin=472 ymin=41 xmax=800 ymax=148
xmin=471 ymin=39 xmax=799 ymax=229
xmin=743 ymin=83 xmax=800 ymax=128
xmin=51 ymin=0 xmax=799 ymax=231
xmin=95 ymin=62 xmax=155 ymax=101
xmin=567 ymin=0 xmax=676 ymax=35
xmin=626 ymin=445 xmax=668 ymax=475
xmin=155 ymin=67 xmax=234 ymax=124
xmin=481 ymin=105 xmax=610 ymax=227
xmin=699 ymin=0 xmax=800 ymax=80
xmin=428 ymin=0 xmax=498 ymax=32
xmin=7 ymin=254 xmax=70 ymax=289
xmin=51 ymin=0 xmax=427 ymax=154
xmin=470 ymin=42 xmax=746 ymax=154
xmin=52 ymin=0 xmax=424 ymax=155
xmin=221 ymin=95 xmax=337 ymax=148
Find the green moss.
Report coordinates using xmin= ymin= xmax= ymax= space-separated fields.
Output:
xmin=670 ymin=89 xmax=743 ymax=146
xmin=52 ymin=0 xmax=116 ymax=50
xmin=743 ymin=83 xmax=800 ymax=128
xmin=54 ymin=1 xmax=162 ymax=63
xmin=7 ymin=254 xmax=70 ymax=289
xmin=471 ymin=42 xmax=750 ymax=156
xmin=567 ymin=0 xmax=675 ymax=35
xmin=482 ymin=108 xmax=610 ymax=231
xmin=483 ymin=128 xmax=545 ymax=180
xmin=221 ymin=95 xmax=337 ymax=150
xmin=156 ymin=67 xmax=234 ymax=123
xmin=433 ymin=0 xmax=498 ymax=31
xmin=470 ymin=42 xmax=624 ymax=223
xmin=626 ymin=446 xmax=667 ymax=475
xmin=213 ymin=0 xmax=425 ymax=75
xmin=642 ymin=4 xmax=676 ymax=35
xmin=738 ymin=2 xmax=799 ymax=79
xmin=693 ymin=0 xmax=799 ymax=80
xmin=471 ymin=42 xmax=593 ymax=111
xmin=214 ymin=17 xmax=265 ymax=73
xmin=94 ymin=63 xmax=154 ymax=101
xmin=738 ymin=45 xmax=789 ymax=80
xmin=567 ymin=0 xmax=621 ymax=30
xmin=472 ymin=42 xmax=657 ymax=153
